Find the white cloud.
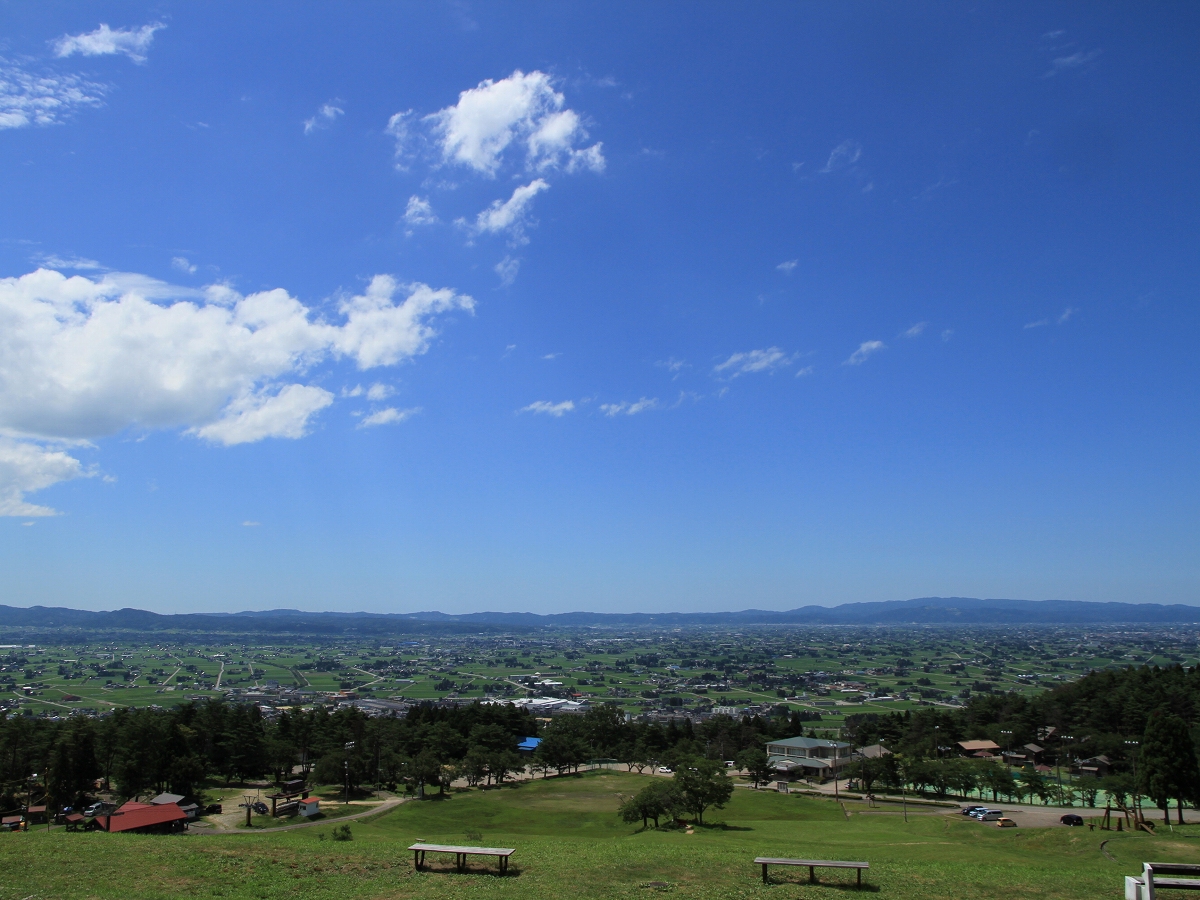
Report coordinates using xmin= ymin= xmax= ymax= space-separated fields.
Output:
xmin=196 ymin=384 xmax=333 ymax=446
xmin=171 ymin=256 xmax=197 ymax=274
xmin=1024 ymin=318 xmax=1048 ymax=329
xmin=473 ymin=179 xmax=549 ymax=242
xmin=902 ymin=322 xmax=927 ymax=338
xmin=795 ymin=365 xmax=814 ymax=378
xmin=776 ymin=259 xmax=798 ymax=274
xmin=34 ymin=254 xmax=104 ymax=271
xmin=845 ymin=340 xmax=885 ymax=365
xmin=242 ymin=520 xmax=260 ymax=526
xmin=542 ymin=353 xmax=560 ymax=360
xmin=303 ymin=101 xmax=344 ymax=134
xmin=495 ymin=255 xmax=520 ymax=286
xmin=656 ymin=357 xmax=687 ymax=375
xmin=600 ymin=398 xmax=658 ymax=417
xmin=713 ymin=347 xmax=794 ymax=377
xmin=0 ymin=437 xmax=91 ymax=517
xmin=425 ymin=70 xmax=604 ymax=176
xmin=519 ymin=400 xmax=574 ymax=417
xmin=1047 ymin=49 xmax=1102 ymax=76
xmin=0 ymin=62 xmax=106 ymax=129
xmin=384 ymin=110 xmax=415 ymax=170
xmin=941 ymin=328 xmax=954 ymax=341
xmin=821 ymin=140 xmax=862 ymax=173
xmin=1058 ymin=307 xmax=1077 ymax=324
xmin=0 ymin=268 xmax=472 ymax=512
xmin=359 ymin=406 xmax=420 ymax=428
xmin=53 ymin=22 xmax=165 ymax=64
xmin=403 ymin=195 xmax=438 ymax=233
xmin=366 ymin=383 xmax=394 ymax=401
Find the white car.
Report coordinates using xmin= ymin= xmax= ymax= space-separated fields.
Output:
xmin=84 ymin=802 xmax=104 ymax=817
xmin=658 ymin=766 xmax=673 ymax=774
xmin=979 ymin=810 xmax=1005 ymax=822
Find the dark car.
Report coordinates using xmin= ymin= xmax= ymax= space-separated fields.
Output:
xmin=962 ymin=805 xmax=988 ymax=816
xmin=1060 ymin=814 xmax=1084 ymax=826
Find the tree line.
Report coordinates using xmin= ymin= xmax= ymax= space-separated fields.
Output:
xmin=0 ymin=699 xmax=806 ymax=812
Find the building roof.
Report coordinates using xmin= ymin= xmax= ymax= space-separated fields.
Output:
xmin=150 ymin=792 xmax=185 ymax=806
xmin=517 ymin=736 xmax=542 ymax=751
xmin=766 ymin=736 xmax=850 ymax=750
xmin=855 ymin=744 xmax=892 ymax=759
xmin=1024 ymin=743 xmax=1045 ymax=753
xmin=957 ymin=740 xmax=1000 ymax=752
xmin=100 ymin=800 xmax=187 ymax=833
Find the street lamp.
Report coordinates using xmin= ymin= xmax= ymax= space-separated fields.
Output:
xmin=1056 ymin=735 xmax=1074 ymax=805
xmin=344 ymin=741 xmax=356 ymax=805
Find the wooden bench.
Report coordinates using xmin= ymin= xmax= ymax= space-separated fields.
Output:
xmin=1125 ymin=863 xmax=1200 ymax=900
xmin=754 ymin=857 xmax=869 ymax=887
xmin=409 ymin=842 xmax=515 ymax=875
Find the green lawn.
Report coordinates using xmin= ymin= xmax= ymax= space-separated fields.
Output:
xmin=2 ymin=770 xmax=1195 ymax=900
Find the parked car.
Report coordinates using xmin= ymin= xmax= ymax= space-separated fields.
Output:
xmin=658 ymin=766 xmax=673 ymax=774
xmin=969 ymin=808 xmax=992 ymax=818
xmin=83 ymin=802 xmax=104 ymax=817
xmin=979 ymin=810 xmax=1005 ymax=822
xmin=995 ymin=818 xmax=1017 ymax=828
xmin=1060 ymin=814 xmax=1084 ymax=826
xmin=962 ymin=805 xmax=988 ymax=816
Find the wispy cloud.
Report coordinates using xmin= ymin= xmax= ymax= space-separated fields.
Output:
xmin=941 ymin=328 xmax=954 ymax=342
xmin=1058 ymin=307 xmax=1077 ymax=324
xmin=303 ymin=101 xmax=343 ymax=134
xmin=1024 ymin=318 xmax=1048 ymax=330
xmin=601 ymin=398 xmax=658 ymax=417
xmin=656 ymin=357 xmax=687 ymax=376
xmin=471 ymin=179 xmax=549 ymax=243
xmin=495 ymin=255 xmax=520 ymax=286
xmin=359 ymin=406 xmax=420 ymax=428
xmin=821 ymin=140 xmax=862 ymax=173
xmin=34 ymin=253 xmax=103 ymax=270
xmin=171 ymin=256 xmax=197 ymax=274
xmin=366 ymin=383 xmax=393 ymax=401
xmin=795 ymin=365 xmax=814 ymax=378
xmin=242 ymin=520 xmax=261 ymax=527
xmin=713 ymin=347 xmax=794 ymax=377
xmin=1046 ymin=49 xmax=1102 ymax=77
xmin=403 ymin=195 xmax=438 ymax=234
xmin=0 ymin=62 xmax=106 ymax=130
xmin=776 ymin=259 xmax=798 ymax=274
xmin=902 ymin=322 xmax=927 ymax=338
xmin=519 ymin=400 xmax=574 ymax=417
xmin=845 ymin=340 xmax=885 ymax=365
xmin=541 ymin=352 xmax=560 ymax=360
xmin=53 ymin=22 xmax=165 ymax=64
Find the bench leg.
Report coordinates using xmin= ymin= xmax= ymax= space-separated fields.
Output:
xmin=762 ymin=863 xmax=769 ymax=884
xmin=810 ymin=865 xmax=816 ymax=883
xmin=857 ymin=868 xmax=862 ymax=888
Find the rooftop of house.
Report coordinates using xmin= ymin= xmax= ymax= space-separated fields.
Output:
xmin=766 ymin=736 xmax=850 ymax=750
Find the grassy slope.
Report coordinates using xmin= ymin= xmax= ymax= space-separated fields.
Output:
xmin=3 ymin=771 xmax=1195 ymax=900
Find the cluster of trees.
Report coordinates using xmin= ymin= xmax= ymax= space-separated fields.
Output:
xmin=618 ymin=759 xmax=734 ymax=826
xmin=843 ymin=664 xmax=1200 ymax=823
xmin=0 ymin=698 xmax=802 ymax=813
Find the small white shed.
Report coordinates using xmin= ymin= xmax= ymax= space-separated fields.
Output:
xmin=298 ymin=797 xmax=320 ymax=817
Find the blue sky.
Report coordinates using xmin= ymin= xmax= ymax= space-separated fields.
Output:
xmin=1 ymin=3 xmax=1197 ymax=613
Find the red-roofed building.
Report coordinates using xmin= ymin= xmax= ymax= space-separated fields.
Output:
xmin=96 ymin=800 xmax=188 ymax=834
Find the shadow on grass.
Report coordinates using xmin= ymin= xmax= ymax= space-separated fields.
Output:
xmin=415 ymin=863 xmax=521 ymax=878
xmin=696 ymin=822 xmax=753 ymax=831
xmin=765 ymin=876 xmax=879 ymax=892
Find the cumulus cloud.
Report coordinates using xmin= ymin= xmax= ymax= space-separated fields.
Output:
xmin=600 ymin=398 xmax=658 ymax=417
xmin=713 ymin=347 xmax=794 ymax=377
xmin=845 ymin=340 xmax=885 ymax=365
xmin=403 ymin=195 xmax=438 ymax=233
xmin=0 ymin=62 xmax=106 ymax=129
xmin=303 ymin=101 xmax=344 ymax=134
xmin=366 ymin=383 xmax=394 ymax=401
xmin=776 ymin=259 xmax=798 ymax=274
xmin=0 ymin=268 xmax=473 ymax=514
xmin=0 ymin=438 xmax=90 ymax=517
xmin=171 ymin=256 xmax=197 ymax=274
xmin=902 ymin=322 xmax=927 ymax=338
xmin=359 ymin=406 xmax=419 ymax=428
xmin=53 ymin=22 xmax=165 ymax=64
xmin=821 ymin=140 xmax=862 ymax=173
xmin=425 ymin=70 xmax=604 ymax=176
xmin=472 ymin=179 xmax=549 ymax=242
xmin=519 ymin=400 xmax=574 ymax=417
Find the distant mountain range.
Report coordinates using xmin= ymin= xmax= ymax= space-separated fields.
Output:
xmin=0 ymin=597 xmax=1197 ymax=639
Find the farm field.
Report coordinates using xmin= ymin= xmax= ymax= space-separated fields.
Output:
xmin=1 ymin=770 xmax=1192 ymax=900
xmin=5 ymin=625 xmax=1199 ymax=731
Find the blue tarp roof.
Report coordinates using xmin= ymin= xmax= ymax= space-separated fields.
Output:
xmin=517 ymin=737 xmax=542 ymax=750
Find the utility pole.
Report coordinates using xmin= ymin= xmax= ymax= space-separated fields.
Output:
xmin=344 ymin=741 xmax=355 ymax=805
xmin=1125 ymin=740 xmax=1141 ymax=826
